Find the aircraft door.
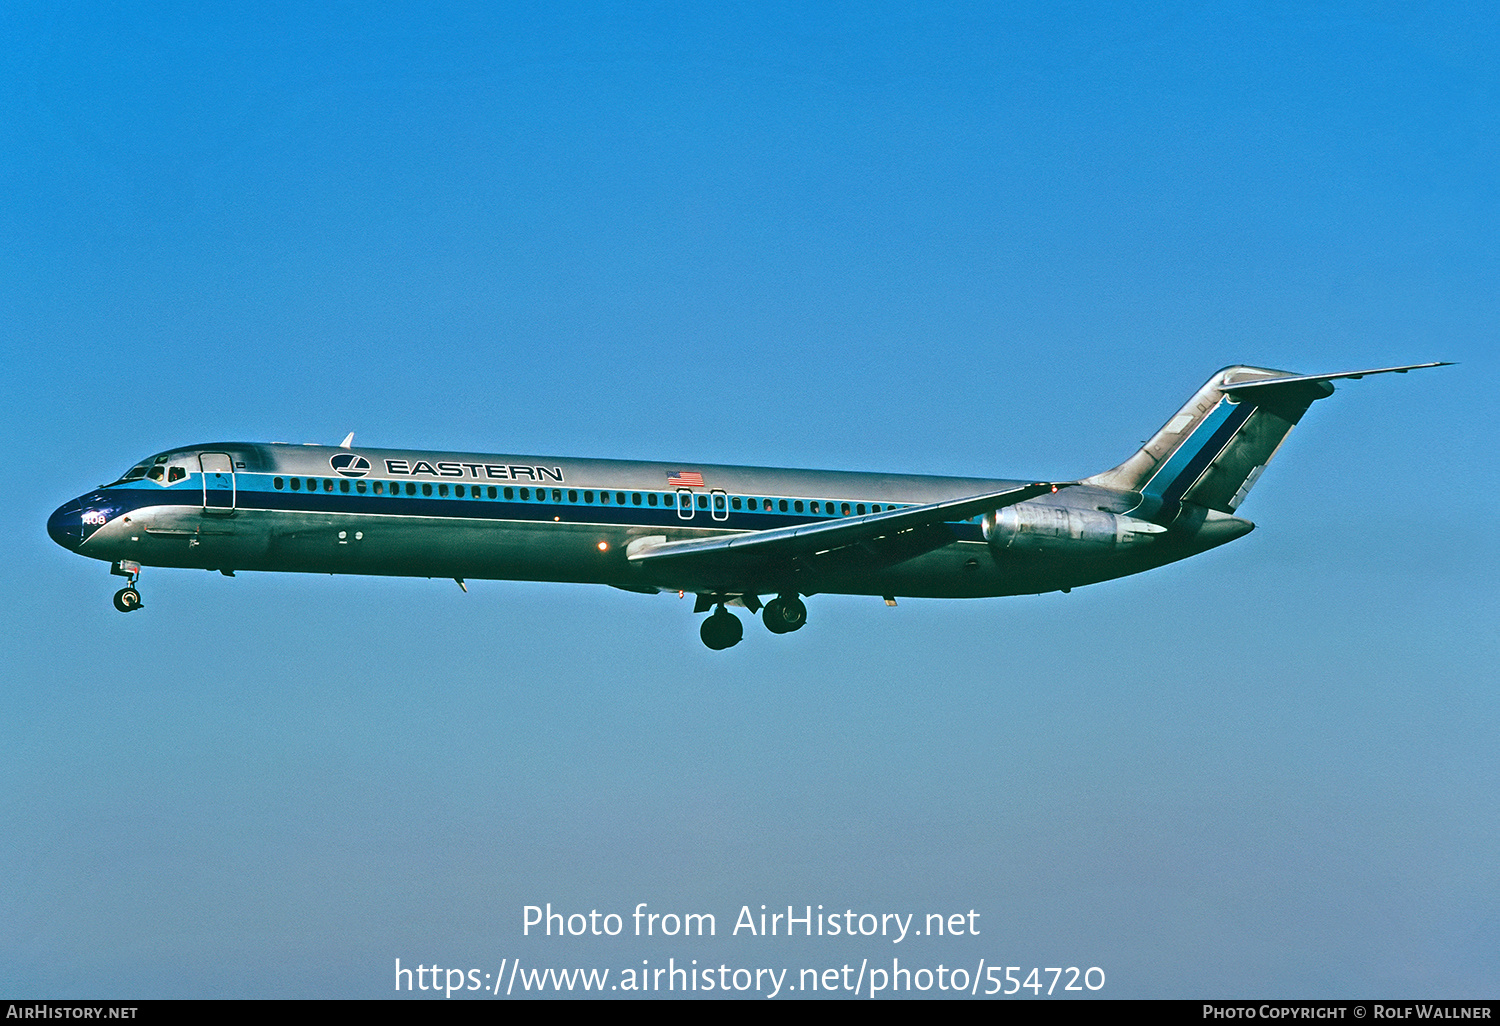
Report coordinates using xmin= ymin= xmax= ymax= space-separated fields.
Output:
xmin=710 ymin=489 xmax=729 ymax=522
xmin=676 ymin=488 xmax=695 ymax=520
xmin=199 ymin=452 xmax=236 ymax=512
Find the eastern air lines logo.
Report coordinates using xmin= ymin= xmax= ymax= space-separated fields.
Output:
xmin=330 ymin=453 xmax=371 ymax=478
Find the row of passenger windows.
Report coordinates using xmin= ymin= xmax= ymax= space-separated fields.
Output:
xmin=270 ymin=477 xmax=896 ymax=516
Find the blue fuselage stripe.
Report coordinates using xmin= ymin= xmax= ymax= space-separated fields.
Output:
xmin=88 ymin=479 xmax=991 ymax=542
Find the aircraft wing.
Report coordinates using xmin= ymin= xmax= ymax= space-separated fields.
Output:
xmin=626 ymin=481 xmax=1066 ymax=581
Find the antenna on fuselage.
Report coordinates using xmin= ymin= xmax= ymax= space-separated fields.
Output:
xmin=339 ymin=432 xmax=355 ymax=449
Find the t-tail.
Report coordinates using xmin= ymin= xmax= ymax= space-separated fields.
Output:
xmin=1086 ymin=362 xmax=1452 ymax=526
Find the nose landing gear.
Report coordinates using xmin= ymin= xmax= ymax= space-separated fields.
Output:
xmin=110 ymin=560 xmax=144 ymax=613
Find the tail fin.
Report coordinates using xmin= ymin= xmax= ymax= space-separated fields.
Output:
xmin=1086 ymin=362 xmax=1450 ymax=524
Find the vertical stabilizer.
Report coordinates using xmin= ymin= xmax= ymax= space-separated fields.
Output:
xmin=1085 ymin=366 xmax=1329 ymax=523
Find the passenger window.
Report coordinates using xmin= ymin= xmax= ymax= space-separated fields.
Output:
xmin=872 ymin=504 xmax=880 ymax=512
xmin=374 ymin=481 xmax=384 ymax=495
xmin=697 ymin=495 xmax=708 ymax=509
xmin=748 ymin=498 xmax=758 ymax=510
xmin=841 ymin=503 xmax=851 ymax=515
xmin=715 ymin=494 xmax=726 ymax=510
xmin=274 ymin=477 xmax=284 ymax=489
xmin=407 ymin=482 xmax=417 ymax=496
xmin=569 ymin=490 xmax=579 ymax=503
xmin=778 ymin=499 xmax=788 ymax=512
xmin=857 ymin=504 xmax=866 ymax=515
xmin=324 ymin=479 xmax=333 ymax=492
xmin=455 ymin=484 xmax=465 ymax=497
xmin=341 ymin=480 xmax=350 ymax=493
xmin=488 ymin=486 xmax=497 ymax=499
xmin=598 ymin=491 xmax=608 ymax=504
xmin=553 ymin=489 xmax=562 ymax=502
xmin=504 ymin=487 xmax=513 ymax=499
xmin=438 ymin=484 xmax=448 ymax=497
xmin=633 ymin=493 xmax=642 ymax=505
xmin=810 ymin=501 xmax=819 ymax=513
xmin=519 ymin=487 xmax=530 ymax=500
xmin=422 ymin=483 xmax=432 ymax=496
xmin=794 ymin=500 xmax=803 ymax=512
xmin=616 ymin=492 xmax=626 ymax=504
xmin=647 ymin=493 xmax=657 ymax=506
xmin=356 ymin=481 xmax=367 ymax=493
xmin=290 ymin=478 xmax=301 ymax=491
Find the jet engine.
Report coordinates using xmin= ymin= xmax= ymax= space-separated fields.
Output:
xmin=982 ymin=505 xmax=1166 ymax=553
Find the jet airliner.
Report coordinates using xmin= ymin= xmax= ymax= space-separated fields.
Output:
xmin=48 ymin=363 xmax=1446 ymax=649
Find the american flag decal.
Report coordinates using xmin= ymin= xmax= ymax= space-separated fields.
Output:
xmin=667 ymin=471 xmax=705 ymax=488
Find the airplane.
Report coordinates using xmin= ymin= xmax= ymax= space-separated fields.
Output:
xmin=48 ymin=362 xmax=1447 ymax=649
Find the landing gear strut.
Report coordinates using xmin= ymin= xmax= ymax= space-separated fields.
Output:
xmin=111 ymin=560 xmax=144 ymax=613
xmin=699 ymin=606 xmax=743 ymax=650
xmin=762 ymin=594 xmax=807 ymax=634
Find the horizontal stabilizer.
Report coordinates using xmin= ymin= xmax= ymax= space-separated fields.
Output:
xmin=1219 ymin=362 xmax=1453 ymax=398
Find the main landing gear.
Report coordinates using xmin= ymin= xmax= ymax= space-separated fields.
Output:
xmin=762 ymin=594 xmax=807 ymax=634
xmin=697 ymin=593 xmax=808 ymax=649
xmin=700 ymin=606 xmax=744 ymax=650
xmin=111 ymin=560 xmax=144 ymax=613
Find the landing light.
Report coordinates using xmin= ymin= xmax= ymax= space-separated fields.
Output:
xmin=597 ymin=541 xmax=609 ymax=552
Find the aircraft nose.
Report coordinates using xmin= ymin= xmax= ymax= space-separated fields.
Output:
xmin=47 ymin=500 xmax=83 ymax=550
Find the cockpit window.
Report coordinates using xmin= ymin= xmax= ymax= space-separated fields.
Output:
xmin=109 ymin=451 xmax=204 ymax=487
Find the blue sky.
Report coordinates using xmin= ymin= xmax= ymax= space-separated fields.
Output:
xmin=3 ymin=2 xmax=1496 ymax=999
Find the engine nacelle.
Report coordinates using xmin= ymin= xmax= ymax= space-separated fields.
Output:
xmin=982 ymin=505 xmax=1166 ymax=553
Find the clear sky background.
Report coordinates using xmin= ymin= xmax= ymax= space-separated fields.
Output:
xmin=2 ymin=1 xmax=1496 ymax=999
